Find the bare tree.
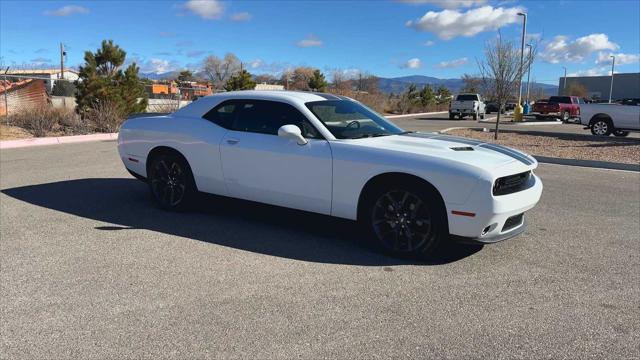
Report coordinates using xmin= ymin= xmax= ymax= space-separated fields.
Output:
xmin=203 ymin=53 xmax=241 ymax=90
xmin=478 ymin=33 xmax=536 ymax=139
xmin=461 ymin=73 xmax=483 ymax=94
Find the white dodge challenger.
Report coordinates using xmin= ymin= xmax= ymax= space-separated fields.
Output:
xmin=118 ymin=91 xmax=542 ymax=258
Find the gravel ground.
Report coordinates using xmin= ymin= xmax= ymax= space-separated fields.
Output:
xmin=447 ymin=128 xmax=640 ymax=164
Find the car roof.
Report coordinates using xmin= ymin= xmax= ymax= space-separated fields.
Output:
xmin=174 ymin=90 xmax=351 ymax=117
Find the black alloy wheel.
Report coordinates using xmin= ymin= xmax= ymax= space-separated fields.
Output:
xmin=148 ymin=153 xmax=194 ymax=210
xmin=366 ymin=186 xmax=445 ymax=258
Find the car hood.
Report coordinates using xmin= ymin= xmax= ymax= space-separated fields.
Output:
xmin=346 ymin=132 xmax=537 ymax=171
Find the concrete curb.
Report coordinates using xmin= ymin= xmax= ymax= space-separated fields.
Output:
xmin=533 ymin=156 xmax=639 ymax=172
xmin=0 ymin=133 xmax=118 ymax=149
xmin=386 ymin=111 xmax=448 ymax=119
xmin=478 ymin=120 xmax=562 ymax=126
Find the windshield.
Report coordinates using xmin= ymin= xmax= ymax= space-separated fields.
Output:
xmin=305 ymin=100 xmax=405 ymax=139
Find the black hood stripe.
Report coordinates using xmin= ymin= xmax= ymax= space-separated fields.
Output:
xmin=401 ymin=132 xmax=534 ymax=165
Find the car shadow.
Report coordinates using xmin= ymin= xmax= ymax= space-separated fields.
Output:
xmin=2 ymin=178 xmax=482 ymax=266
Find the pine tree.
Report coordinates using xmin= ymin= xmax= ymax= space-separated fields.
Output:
xmin=177 ymin=69 xmax=193 ymax=82
xmin=308 ymin=69 xmax=328 ymax=92
xmin=76 ymin=40 xmax=148 ymax=116
xmin=224 ymin=69 xmax=256 ymax=91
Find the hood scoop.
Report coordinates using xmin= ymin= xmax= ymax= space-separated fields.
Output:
xmin=450 ymin=146 xmax=475 ymax=151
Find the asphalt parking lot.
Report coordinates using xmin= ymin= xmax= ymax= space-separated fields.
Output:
xmin=1 ymin=140 xmax=639 ymax=359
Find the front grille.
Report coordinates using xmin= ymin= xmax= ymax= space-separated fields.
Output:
xmin=502 ymin=213 xmax=524 ymax=232
xmin=493 ymin=171 xmax=530 ymax=196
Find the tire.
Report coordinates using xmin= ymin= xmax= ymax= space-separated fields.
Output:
xmin=449 ymin=112 xmax=455 ymax=120
xmin=613 ymin=130 xmax=630 ymax=137
xmin=561 ymin=111 xmax=570 ymax=123
xmin=147 ymin=152 xmax=197 ymax=211
xmin=360 ymin=181 xmax=448 ymax=259
xmin=480 ymin=112 xmax=485 ymax=120
xmin=473 ymin=112 xmax=478 ymax=120
xmin=590 ymin=118 xmax=613 ymax=136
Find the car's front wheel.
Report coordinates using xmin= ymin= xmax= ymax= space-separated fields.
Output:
xmin=362 ymin=183 xmax=447 ymax=259
xmin=147 ymin=152 xmax=196 ymax=211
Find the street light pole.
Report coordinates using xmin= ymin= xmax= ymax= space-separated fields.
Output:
xmin=515 ymin=12 xmax=527 ymax=121
xmin=525 ymin=44 xmax=532 ymax=104
xmin=562 ymin=66 xmax=567 ymax=95
xmin=609 ymin=55 xmax=615 ymax=103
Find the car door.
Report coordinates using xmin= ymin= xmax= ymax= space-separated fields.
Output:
xmin=219 ymin=100 xmax=333 ymax=215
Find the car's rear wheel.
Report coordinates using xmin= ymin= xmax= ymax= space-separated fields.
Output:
xmin=473 ymin=112 xmax=478 ymax=120
xmin=147 ymin=152 xmax=196 ymax=211
xmin=449 ymin=112 xmax=455 ymax=120
xmin=590 ymin=118 xmax=612 ymax=136
xmin=613 ymin=129 xmax=630 ymax=137
xmin=561 ymin=111 xmax=570 ymax=122
xmin=362 ymin=183 xmax=447 ymax=259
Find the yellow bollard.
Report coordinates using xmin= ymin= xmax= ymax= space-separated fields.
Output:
xmin=514 ymin=104 xmax=523 ymax=122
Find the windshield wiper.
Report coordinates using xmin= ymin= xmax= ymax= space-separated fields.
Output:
xmin=398 ymin=131 xmax=415 ymax=134
xmin=351 ymin=133 xmax=391 ymax=139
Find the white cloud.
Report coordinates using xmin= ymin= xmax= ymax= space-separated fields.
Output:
xmin=397 ymin=0 xmax=487 ymax=9
xmin=30 ymin=57 xmax=52 ymax=65
xmin=595 ymin=52 xmax=640 ymax=66
xmin=567 ymin=67 xmax=610 ymax=77
xmin=184 ymin=0 xmax=223 ymax=20
xmin=139 ymin=59 xmax=179 ymax=74
xmin=231 ymin=12 xmax=252 ymax=21
xmin=249 ymin=59 xmax=263 ymax=69
xmin=406 ymin=6 xmax=523 ymax=40
xmin=296 ymin=35 xmax=323 ymax=48
xmin=423 ymin=40 xmax=435 ymax=46
xmin=401 ymin=58 xmax=422 ymax=69
xmin=435 ymin=57 xmax=468 ymax=68
xmin=540 ymin=34 xmax=619 ymax=64
xmin=44 ymin=5 xmax=90 ymax=16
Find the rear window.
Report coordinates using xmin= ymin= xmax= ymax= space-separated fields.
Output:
xmin=549 ymin=96 xmax=572 ymax=104
xmin=456 ymin=94 xmax=479 ymax=101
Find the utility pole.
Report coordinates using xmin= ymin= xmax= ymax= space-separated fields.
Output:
xmin=562 ymin=67 xmax=567 ymax=95
xmin=59 ymin=43 xmax=65 ymax=80
xmin=525 ymin=44 xmax=532 ymax=104
xmin=3 ymin=67 xmax=9 ymax=123
xmin=514 ymin=12 xmax=527 ymax=121
xmin=609 ymin=55 xmax=615 ymax=103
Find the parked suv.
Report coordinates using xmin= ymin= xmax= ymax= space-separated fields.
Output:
xmin=532 ymin=96 xmax=581 ymax=122
xmin=449 ymin=93 xmax=486 ymax=120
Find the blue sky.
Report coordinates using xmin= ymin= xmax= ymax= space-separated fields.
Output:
xmin=1 ymin=0 xmax=639 ymax=84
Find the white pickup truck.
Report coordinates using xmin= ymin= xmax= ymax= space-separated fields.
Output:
xmin=580 ymin=103 xmax=640 ymax=136
xmin=449 ymin=93 xmax=486 ymax=120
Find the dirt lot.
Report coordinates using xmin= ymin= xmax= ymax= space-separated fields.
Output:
xmin=447 ymin=128 xmax=640 ymax=164
xmin=0 ymin=124 xmax=33 ymax=141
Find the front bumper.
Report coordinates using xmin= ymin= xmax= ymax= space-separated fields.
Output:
xmin=446 ymin=173 xmax=542 ymax=243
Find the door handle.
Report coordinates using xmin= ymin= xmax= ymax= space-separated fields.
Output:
xmin=226 ymin=138 xmax=239 ymax=145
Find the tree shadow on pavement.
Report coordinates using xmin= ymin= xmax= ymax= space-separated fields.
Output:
xmin=2 ymin=178 xmax=482 ymax=266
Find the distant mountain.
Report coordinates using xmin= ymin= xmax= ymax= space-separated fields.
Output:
xmin=378 ymin=75 xmax=558 ymax=96
xmin=139 ymin=71 xmax=179 ymax=80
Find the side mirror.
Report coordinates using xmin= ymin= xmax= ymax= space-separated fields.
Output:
xmin=277 ymin=124 xmax=308 ymax=145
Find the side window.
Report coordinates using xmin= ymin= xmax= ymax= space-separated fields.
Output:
xmin=202 ymin=101 xmax=237 ymax=129
xmin=233 ymin=100 xmax=321 ymax=139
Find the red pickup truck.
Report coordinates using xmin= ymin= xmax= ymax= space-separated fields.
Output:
xmin=533 ymin=96 xmax=581 ymax=122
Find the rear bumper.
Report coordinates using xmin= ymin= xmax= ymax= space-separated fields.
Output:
xmin=450 ymin=109 xmax=477 ymax=115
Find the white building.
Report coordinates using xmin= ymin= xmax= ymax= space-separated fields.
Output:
xmin=6 ymin=69 xmax=80 ymax=93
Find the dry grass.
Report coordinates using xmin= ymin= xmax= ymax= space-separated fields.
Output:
xmin=448 ymin=128 xmax=640 ymax=164
xmin=7 ymin=106 xmax=84 ymax=137
xmin=0 ymin=124 xmax=33 ymax=140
